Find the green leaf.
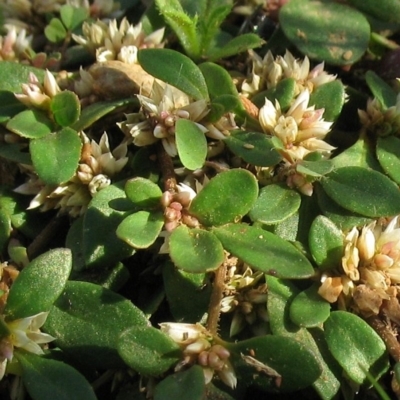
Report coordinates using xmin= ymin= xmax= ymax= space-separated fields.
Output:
xmin=257 ymin=78 xmax=296 ymax=111
xmin=224 ymin=131 xmax=282 ymax=167
xmin=347 ymin=0 xmax=400 ymax=24
xmin=162 ymin=262 xmax=211 ymax=322
xmin=5 ymin=248 xmax=72 ymax=320
xmin=332 ymin=137 xmax=383 ymax=170
xmin=207 ymin=33 xmax=264 ymax=62
xmin=189 ymin=169 xmax=258 ymax=226
xmin=44 ymin=281 xmax=148 ymax=369
xmin=0 ymin=91 xmax=26 ymax=123
xmin=6 ymin=109 xmax=55 ymax=139
xmin=16 ymin=352 xmax=97 ymax=400
xmin=280 ymin=0 xmax=370 ymax=65
xmin=30 ymin=127 xmax=82 ymax=185
xmin=118 ymin=326 xmax=181 ymax=376
xmin=169 ymin=225 xmax=224 ymax=273
xmin=266 ymin=277 xmax=341 ymax=399
xmin=377 ymin=136 xmax=400 ymax=185
xmin=0 ymin=143 xmax=31 ymax=165
xmin=138 ymin=49 xmax=208 ymax=100
xmin=72 ymin=98 xmax=136 ymax=131
xmin=124 ymin=177 xmax=162 ymax=208
xmin=116 ymin=211 xmax=164 ymax=249
xmin=289 ymin=284 xmax=331 ymax=327
xmin=154 ymin=365 xmax=205 ymax=400
xmin=0 ymin=208 xmax=11 ymax=255
xmin=309 ymin=215 xmax=344 ymax=271
xmin=365 ymin=70 xmax=397 ymax=109
xmin=315 ymin=184 xmax=373 ymax=230
xmin=50 ymin=91 xmax=81 ymax=127
xmin=0 ymin=62 xmax=45 ymax=93
xmin=309 ymin=81 xmax=346 ymax=122
xmin=321 ymin=166 xmax=400 ymax=217
xmin=45 ymin=18 xmax=68 ymax=43
xmin=198 ymin=62 xmax=239 ymax=100
xmin=175 ymin=119 xmax=207 ymax=170
xmin=324 ymin=311 xmax=389 ymax=384
xmin=213 ymin=224 xmax=314 ymax=278
xmin=83 ymin=181 xmax=135 ymax=268
xmin=296 ymin=159 xmax=334 ymax=177
xmin=155 ymin=0 xmax=200 ymax=58
xmin=60 ymin=4 xmax=88 ymax=31
xmin=249 ymin=184 xmax=301 ymax=224
xmin=228 ymin=335 xmax=322 ymax=392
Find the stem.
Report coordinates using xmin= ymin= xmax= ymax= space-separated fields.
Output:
xmin=207 ymin=262 xmax=227 ymax=335
xmin=27 ymin=215 xmax=66 ymax=260
xmin=367 ymin=316 xmax=400 ymax=362
xmin=156 ymin=142 xmax=177 ymax=192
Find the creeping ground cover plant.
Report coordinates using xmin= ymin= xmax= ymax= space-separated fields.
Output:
xmin=4 ymin=0 xmax=400 ymax=399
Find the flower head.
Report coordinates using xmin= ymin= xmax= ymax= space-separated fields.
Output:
xmin=0 ymin=312 xmax=55 ymax=380
xmin=259 ymin=89 xmax=334 ymax=163
xmin=318 ymin=217 xmax=400 ymax=317
xmin=119 ymin=81 xmax=236 ymax=157
xmin=72 ymin=18 xmax=165 ymax=64
xmin=15 ymin=132 xmax=128 ymax=217
xmin=242 ymin=50 xmax=336 ymax=98
xmin=160 ymin=323 xmax=237 ymax=389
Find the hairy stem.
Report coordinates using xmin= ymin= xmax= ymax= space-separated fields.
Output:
xmin=207 ymin=262 xmax=227 ymax=335
xmin=367 ymin=315 xmax=400 ymax=362
xmin=157 ymin=142 xmax=177 ymax=192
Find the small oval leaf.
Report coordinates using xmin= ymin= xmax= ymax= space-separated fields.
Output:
xmin=189 ymin=169 xmax=259 ymax=227
xmin=289 ymin=284 xmax=331 ymax=327
xmin=44 ymin=281 xmax=149 ymax=369
xmin=169 ymin=225 xmax=224 ymax=273
xmin=6 ymin=109 xmax=55 ymax=139
xmin=365 ymin=70 xmax=397 ymax=109
xmin=175 ymin=119 xmax=207 ymax=170
xmin=118 ymin=326 xmax=181 ymax=376
xmin=224 ymin=131 xmax=282 ymax=167
xmin=154 ymin=365 xmax=205 ymax=400
xmin=309 ymin=215 xmax=344 ymax=271
xmin=280 ymin=0 xmax=370 ymax=65
xmin=321 ymin=166 xmax=400 ymax=217
xmin=309 ymin=81 xmax=346 ymax=122
xmin=228 ymin=335 xmax=322 ymax=392
xmin=125 ymin=177 xmax=162 ymax=208
xmin=377 ymin=136 xmax=400 ymax=185
xmin=324 ymin=311 xmax=389 ymax=384
xmin=30 ymin=127 xmax=82 ymax=185
xmin=5 ymin=248 xmax=72 ymax=320
xmin=116 ymin=211 xmax=164 ymax=249
xmin=17 ymin=352 xmax=97 ymax=400
xmin=138 ymin=49 xmax=208 ymax=100
xmin=213 ymin=224 xmax=314 ymax=279
xmin=50 ymin=90 xmax=81 ymax=127
xmin=249 ymin=184 xmax=301 ymax=225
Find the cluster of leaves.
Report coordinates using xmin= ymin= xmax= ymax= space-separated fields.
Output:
xmin=2 ymin=0 xmax=400 ymax=399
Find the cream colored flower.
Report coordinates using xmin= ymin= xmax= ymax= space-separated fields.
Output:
xmin=221 ymin=265 xmax=268 ymax=337
xmin=15 ymin=132 xmax=128 ymax=217
xmin=358 ymin=95 xmax=400 ymax=137
xmin=242 ymin=50 xmax=336 ymax=97
xmin=72 ymin=18 xmax=165 ymax=64
xmin=0 ymin=27 xmax=32 ymax=62
xmin=14 ymin=70 xmax=61 ymax=110
xmin=0 ymin=312 xmax=55 ymax=380
xmin=319 ymin=217 xmax=400 ymax=315
xmin=160 ymin=323 xmax=237 ymax=389
xmin=259 ymin=89 xmax=335 ymax=163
